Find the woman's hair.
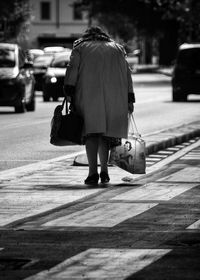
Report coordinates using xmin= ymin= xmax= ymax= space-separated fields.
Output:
xmin=73 ymin=26 xmax=112 ymax=47
xmin=83 ymin=26 xmax=110 ymax=39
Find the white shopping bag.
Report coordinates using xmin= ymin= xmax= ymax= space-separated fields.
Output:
xmin=109 ymin=114 xmax=146 ymax=174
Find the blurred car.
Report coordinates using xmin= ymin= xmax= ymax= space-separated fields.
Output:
xmin=0 ymin=43 xmax=35 ymax=113
xmin=43 ymin=46 xmax=65 ymax=54
xmin=33 ymin=53 xmax=54 ymax=90
xmin=28 ymin=48 xmax=44 ymax=61
xmin=172 ymin=43 xmax=200 ymax=101
xmin=43 ymin=51 xmax=71 ymax=101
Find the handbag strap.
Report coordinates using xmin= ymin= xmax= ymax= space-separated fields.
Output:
xmin=128 ymin=113 xmax=141 ymax=137
xmin=61 ymin=97 xmax=68 ymax=114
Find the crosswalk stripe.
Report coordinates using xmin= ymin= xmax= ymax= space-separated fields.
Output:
xmin=146 ymin=158 xmax=161 ymax=162
xmin=42 ymin=203 xmax=157 ymax=228
xmin=25 ymin=248 xmax=171 ymax=280
xmin=0 ymin=189 xmax=100 ymax=227
xmin=158 ymin=167 xmax=200 ymax=182
xmin=187 ymin=220 xmax=200 ymax=229
xmin=157 ymin=150 xmax=174 ymax=154
xmin=111 ymin=183 xmax=196 ymax=201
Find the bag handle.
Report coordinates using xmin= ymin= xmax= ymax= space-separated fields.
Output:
xmin=128 ymin=113 xmax=141 ymax=137
xmin=61 ymin=97 xmax=69 ymax=114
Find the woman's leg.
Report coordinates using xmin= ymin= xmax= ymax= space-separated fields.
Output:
xmin=85 ymin=136 xmax=99 ymax=176
xmin=98 ymin=136 xmax=109 ymax=174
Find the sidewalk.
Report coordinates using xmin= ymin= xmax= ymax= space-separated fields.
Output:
xmin=0 ymin=122 xmax=200 ymax=279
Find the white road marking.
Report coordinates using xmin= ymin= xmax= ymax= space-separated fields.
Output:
xmin=0 ymin=150 xmax=85 ymax=181
xmin=0 ymin=189 xmax=100 ymax=227
xmin=181 ymin=155 xmax=200 ymax=159
xmin=158 ymin=167 xmax=200 ymax=182
xmin=187 ymin=220 xmax=200 ymax=229
xmin=146 ymin=158 xmax=161 ymax=162
xmin=148 ymin=154 xmax=168 ymax=158
xmin=157 ymin=150 xmax=174 ymax=154
xmin=42 ymin=202 xmax=157 ymax=228
xmin=111 ymin=183 xmax=197 ymax=201
xmin=25 ymin=248 xmax=171 ymax=280
xmin=146 ymin=140 xmax=200 ymax=175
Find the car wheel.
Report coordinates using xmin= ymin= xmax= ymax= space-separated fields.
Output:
xmin=43 ymin=95 xmax=50 ymax=102
xmin=172 ymin=90 xmax=187 ymax=102
xmin=15 ymin=101 xmax=26 ymax=113
xmin=52 ymin=96 xmax=58 ymax=102
xmin=26 ymin=97 xmax=35 ymax=111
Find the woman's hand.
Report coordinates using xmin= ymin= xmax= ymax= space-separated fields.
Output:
xmin=128 ymin=102 xmax=134 ymax=113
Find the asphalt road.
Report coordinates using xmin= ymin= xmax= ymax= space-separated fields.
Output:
xmin=0 ymin=73 xmax=200 ymax=171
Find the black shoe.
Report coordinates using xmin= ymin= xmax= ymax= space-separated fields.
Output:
xmin=84 ymin=173 xmax=99 ymax=185
xmin=100 ymin=172 xmax=110 ymax=184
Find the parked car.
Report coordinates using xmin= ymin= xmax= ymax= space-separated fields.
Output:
xmin=33 ymin=53 xmax=54 ymax=90
xmin=43 ymin=46 xmax=65 ymax=54
xmin=43 ymin=51 xmax=71 ymax=101
xmin=172 ymin=43 xmax=200 ymax=101
xmin=28 ymin=48 xmax=44 ymax=61
xmin=0 ymin=43 xmax=35 ymax=113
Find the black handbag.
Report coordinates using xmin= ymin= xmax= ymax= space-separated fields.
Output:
xmin=50 ymin=98 xmax=83 ymax=146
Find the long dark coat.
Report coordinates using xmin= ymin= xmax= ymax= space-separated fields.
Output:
xmin=64 ymin=40 xmax=133 ymax=138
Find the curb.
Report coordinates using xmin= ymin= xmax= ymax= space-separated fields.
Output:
xmin=144 ymin=122 xmax=200 ymax=154
xmin=73 ymin=121 xmax=200 ymax=166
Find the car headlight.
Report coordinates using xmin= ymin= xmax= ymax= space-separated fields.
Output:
xmin=50 ymin=77 xmax=57 ymax=83
xmin=45 ymin=76 xmax=57 ymax=83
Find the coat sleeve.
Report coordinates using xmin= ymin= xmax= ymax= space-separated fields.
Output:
xmin=63 ymin=47 xmax=80 ymax=97
xmin=126 ymin=61 xmax=135 ymax=103
xmin=117 ymin=43 xmax=135 ymax=103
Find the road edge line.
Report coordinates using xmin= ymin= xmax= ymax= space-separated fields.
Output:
xmin=0 ymin=149 xmax=85 ymax=180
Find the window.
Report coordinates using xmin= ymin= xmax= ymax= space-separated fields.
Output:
xmin=0 ymin=48 xmax=15 ymax=67
xmin=73 ymin=3 xmax=82 ymax=20
xmin=41 ymin=1 xmax=51 ymax=20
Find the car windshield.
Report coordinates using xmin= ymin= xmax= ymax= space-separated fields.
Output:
xmin=0 ymin=48 xmax=15 ymax=67
xmin=50 ymin=53 xmax=71 ymax=68
xmin=177 ymin=48 xmax=200 ymax=68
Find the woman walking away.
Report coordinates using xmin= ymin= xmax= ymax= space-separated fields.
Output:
xmin=64 ymin=26 xmax=135 ymax=185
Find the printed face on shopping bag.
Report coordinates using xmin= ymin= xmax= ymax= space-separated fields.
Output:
xmin=124 ymin=141 xmax=132 ymax=152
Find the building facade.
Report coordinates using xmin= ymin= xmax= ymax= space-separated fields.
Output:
xmin=28 ymin=0 xmax=89 ymax=48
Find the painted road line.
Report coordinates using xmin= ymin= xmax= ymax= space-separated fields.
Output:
xmin=157 ymin=150 xmax=175 ymax=155
xmin=181 ymin=155 xmax=200 ymax=159
xmin=148 ymin=154 xmax=168 ymax=158
xmin=146 ymin=139 xmax=200 ymax=175
xmin=187 ymin=220 xmax=200 ymax=229
xmin=146 ymin=158 xmax=161 ymax=162
xmin=158 ymin=167 xmax=200 ymax=183
xmin=166 ymin=147 xmax=180 ymax=151
xmin=0 ymin=189 xmax=100 ymax=227
xmin=25 ymin=248 xmax=171 ymax=280
xmin=111 ymin=183 xmax=197 ymax=202
xmin=0 ymin=150 xmax=85 ymax=181
xmin=42 ymin=202 xmax=157 ymax=228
